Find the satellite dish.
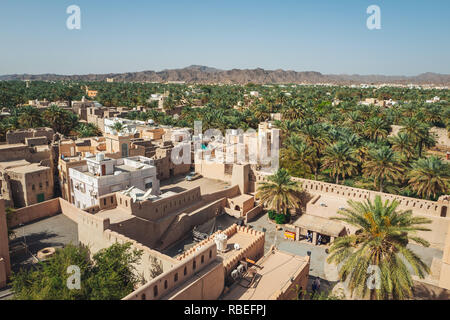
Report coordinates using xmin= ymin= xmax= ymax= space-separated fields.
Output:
xmin=234 ymin=243 xmax=240 ymax=250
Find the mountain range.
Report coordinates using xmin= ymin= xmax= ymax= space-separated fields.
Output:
xmin=1 ymin=65 xmax=449 ymax=85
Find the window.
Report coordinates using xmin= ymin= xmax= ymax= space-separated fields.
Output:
xmin=103 ymin=199 xmax=106 ymax=206
xmin=39 ymin=183 xmax=43 ymax=190
xmin=46 ymin=181 xmax=49 ymax=187
xmin=174 ymin=273 xmax=178 ymax=282
xmin=193 ymin=260 xmax=196 ymax=270
xmin=153 ymin=285 xmax=158 ymax=298
xmin=32 ymin=184 xmax=35 ymax=191
xmin=184 ymin=267 xmax=187 ymax=276
xmin=209 ymin=250 xmax=212 ymax=259
xmin=201 ymin=255 xmax=204 ymax=264
xmin=145 ymin=182 xmax=153 ymax=189
xmin=164 ymin=280 xmax=168 ymax=289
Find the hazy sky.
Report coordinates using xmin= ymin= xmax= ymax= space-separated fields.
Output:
xmin=0 ymin=0 xmax=449 ymax=76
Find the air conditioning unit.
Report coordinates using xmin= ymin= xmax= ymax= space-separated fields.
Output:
xmin=231 ymin=269 xmax=240 ymax=280
xmin=237 ymin=264 xmax=247 ymax=275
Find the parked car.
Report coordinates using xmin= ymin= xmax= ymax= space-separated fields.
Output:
xmin=185 ymin=172 xmax=202 ymax=181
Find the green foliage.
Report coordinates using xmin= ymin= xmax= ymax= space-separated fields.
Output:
xmin=1 ymin=80 xmax=449 ymax=204
xmin=11 ymin=242 xmax=143 ymax=300
xmin=327 ymin=195 xmax=432 ymax=300
xmin=267 ymin=210 xmax=276 ymax=220
xmin=274 ymin=213 xmax=286 ymax=224
xmin=256 ymin=168 xmax=303 ymax=215
xmin=75 ymin=123 xmax=102 ymax=138
xmin=274 ymin=212 xmax=291 ymax=224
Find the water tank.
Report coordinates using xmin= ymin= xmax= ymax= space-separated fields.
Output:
xmin=96 ymin=153 xmax=105 ymax=162
xmin=214 ymin=233 xmax=228 ymax=252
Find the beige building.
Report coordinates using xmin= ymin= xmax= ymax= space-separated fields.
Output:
xmin=0 ymin=136 xmax=56 ymax=209
xmin=0 ymin=160 xmax=54 ymax=208
xmin=0 ymin=199 xmax=11 ymax=288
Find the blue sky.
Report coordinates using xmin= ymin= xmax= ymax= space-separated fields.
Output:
xmin=0 ymin=0 xmax=449 ymax=75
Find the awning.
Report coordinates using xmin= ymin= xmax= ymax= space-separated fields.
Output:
xmin=293 ymin=214 xmax=346 ymax=237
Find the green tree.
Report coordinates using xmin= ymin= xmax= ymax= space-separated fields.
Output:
xmin=11 ymin=243 xmax=143 ymax=300
xmin=364 ymin=117 xmax=389 ymax=142
xmin=389 ymin=132 xmax=415 ymax=162
xmin=255 ymin=168 xmax=302 ymax=215
xmin=327 ymin=196 xmax=431 ymax=300
xmin=321 ymin=142 xmax=358 ymax=184
xmin=408 ymin=156 xmax=450 ymax=200
xmin=363 ymin=147 xmax=404 ymax=192
xmin=86 ymin=242 xmax=143 ymax=300
xmin=111 ymin=122 xmax=124 ymax=134
xmin=18 ymin=106 xmax=43 ymax=128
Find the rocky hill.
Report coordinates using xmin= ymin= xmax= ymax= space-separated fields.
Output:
xmin=1 ymin=66 xmax=449 ymax=85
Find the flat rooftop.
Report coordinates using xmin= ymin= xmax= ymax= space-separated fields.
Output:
xmin=95 ymin=207 xmax=133 ymax=224
xmin=222 ymin=250 xmax=309 ymax=300
xmin=0 ymin=159 xmax=31 ymax=169
xmin=6 ymin=163 xmax=50 ymax=174
xmin=218 ymin=231 xmax=257 ymax=261
xmin=0 ymin=143 xmax=27 ymax=150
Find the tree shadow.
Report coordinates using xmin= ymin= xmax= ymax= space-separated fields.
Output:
xmin=413 ymin=281 xmax=450 ymax=300
xmin=9 ymin=231 xmax=68 ymax=273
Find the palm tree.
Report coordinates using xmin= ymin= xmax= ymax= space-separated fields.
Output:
xmin=364 ymin=117 xmax=389 ymax=143
xmin=408 ymin=156 xmax=450 ymax=200
xmin=363 ymin=147 xmax=404 ymax=192
xmin=18 ymin=106 xmax=42 ymax=128
xmin=327 ymin=195 xmax=431 ymax=300
xmin=400 ymin=118 xmax=435 ymax=157
xmin=112 ymin=122 xmax=124 ymax=134
xmin=43 ymin=104 xmax=64 ymax=133
xmin=282 ymin=100 xmax=305 ymax=121
xmin=388 ymin=132 xmax=415 ymax=162
xmin=255 ymin=168 xmax=302 ymax=215
xmin=321 ymin=142 xmax=358 ymax=184
xmin=284 ymin=136 xmax=318 ymax=179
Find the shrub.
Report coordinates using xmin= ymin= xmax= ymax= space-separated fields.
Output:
xmin=267 ymin=210 xmax=276 ymax=220
xmin=275 ymin=213 xmax=286 ymax=224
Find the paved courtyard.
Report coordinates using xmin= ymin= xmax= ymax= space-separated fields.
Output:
xmin=9 ymin=214 xmax=78 ymax=273
xmin=247 ymin=211 xmax=445 ymax=298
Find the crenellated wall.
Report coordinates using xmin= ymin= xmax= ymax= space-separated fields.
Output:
xmin=58 ymin=198 xmax=177 ymax=282
xmin=177 ymin=224 xmax=265 ymax=276
xmin=117 ymin=187 xmax=202 ymax=221
xmin=123 ymin=242 xmax=223 ymax=300
xmin=254 ymin=172 xmax=448 ymax=218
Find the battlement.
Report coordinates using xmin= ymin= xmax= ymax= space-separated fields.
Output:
xmin=254 ymin=172 xmax=448 ymax=217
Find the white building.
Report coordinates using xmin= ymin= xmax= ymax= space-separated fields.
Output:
xmin=68 ymin=154 xmax=160 ymax=209
xmin=104 ymin=117 xmax=146 ymax=135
